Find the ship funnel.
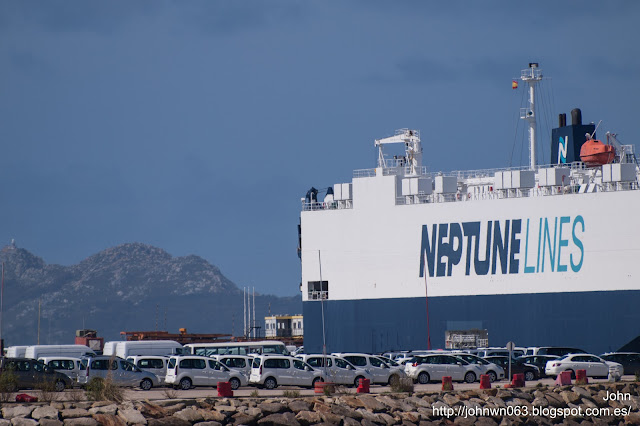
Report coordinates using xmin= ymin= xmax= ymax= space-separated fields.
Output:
xmin=559 ymin=113 xmax=567 ymax=128
xmin=571 ymin=108 xmax=582 ymax=126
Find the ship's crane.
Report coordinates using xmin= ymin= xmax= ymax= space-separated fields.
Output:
xmin=375 ymin=129 xmax=422 ymax=176
xmin=606 ymin=132 xmax=639 ymax=167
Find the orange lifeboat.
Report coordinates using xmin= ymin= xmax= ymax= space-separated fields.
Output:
xmin=580 ymin=138 xmax=615 ymax=167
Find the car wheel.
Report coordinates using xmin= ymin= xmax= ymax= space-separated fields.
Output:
xmin=54 ymin=380 xmax=66 ymax=392
xmin=229 ymin=378 xmax=241 ymax=390
xmin=354 ymin=376 xmax=365 ymax=388
xmin=312 ymin=377 xmax=324 ymax=388
xmin=179 ymin=377 xmax=192 ymax=390
xmin=565 ymin=369 xmax=576 ymax=380
xmin=524 ymin=371 xmax=535 ymax=382
xmin=464 ymin=372 xmax=476 ymax=383
xmin=264 ymin=377 xmax=277 ymax=390
xmin=387 ymin=374 xmax=399 ymax=386
xmin=418 ymin=372 xmax=430 ymax=384
xmin=487 ymin=371 xmax=497 ymax=383
xmin=140 ymin=378 xmax=153 ymax=391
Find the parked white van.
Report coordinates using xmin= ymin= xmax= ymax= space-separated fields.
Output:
xmin=249 ymin=355 xmax=325 ymax=389
xmin=165 ymin=356 xmax=248 ymax=390
xmin=332 ymin=353 xmax=407 ymax=385
xmin=5 ymin=346 xmax=29 ymax=358
xmin=296 ymin=354 xmax=372 ymax=387
xmin=126 ymin=356 xmax=169 ymax=383
xmin=39 ymin=357 xmax=85 ymax=382
xmin=24 ymin=345 xmax=96 ymax=360
xmin=213 ymin=355 xmax=254 ymax=377
xmin=103 ymin=341 xmax=184 ymax=359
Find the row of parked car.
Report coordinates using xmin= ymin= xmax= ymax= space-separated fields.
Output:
xmin=2 ymin=347 xmax=637 ymax=392
xmin=385 ymin=347 xmax=636 ymax=383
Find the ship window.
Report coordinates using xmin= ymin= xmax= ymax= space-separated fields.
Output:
xmin=308 ymin=281 xmax=328 ymax=300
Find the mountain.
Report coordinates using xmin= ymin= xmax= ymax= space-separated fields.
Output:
xmin=0 ymin=243 xmax=301 ymax=346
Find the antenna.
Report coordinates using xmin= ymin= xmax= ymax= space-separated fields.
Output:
xmin=589 ymin=120 xmax=603 ymax=140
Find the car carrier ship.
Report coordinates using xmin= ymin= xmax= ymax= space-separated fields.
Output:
xmin=298 ymin=64 xmax=640 ymax=355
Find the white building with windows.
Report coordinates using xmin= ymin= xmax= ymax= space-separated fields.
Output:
xmin=265 ymin=315 xmax=303 ymax=338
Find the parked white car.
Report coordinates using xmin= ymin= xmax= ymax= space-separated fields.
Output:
xmin=213 ymin=355 xmax=254 ymax=377
xmin=296 ymin=354 xmax=372 ymax=387
xmin=332 ymin=353 xmax=407 ymax=385
xmin=165 ymin=356 xmax=248 ymax=390
xmin=38 ymin=357 xmax=84 ymax=382
xmin=405 ymin=354 xmax=484 ymax=384
xmin=126 ymin=356 xmax=170 ymax=383
xmin=78 ymin=356 xmax=159 ymax=390
xmin=545 ymin=354 xmax=623 ymax=378
xmin=450 ymin=352 xmax=505 ymax=382
xmin=249 ymin=355 xmax=324 ymax=389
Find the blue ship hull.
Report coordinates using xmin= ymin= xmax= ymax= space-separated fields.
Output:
xmin=302 ymin=290 xmax=640 ymax=355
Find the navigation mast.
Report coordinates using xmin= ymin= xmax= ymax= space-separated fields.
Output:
xmin=520 ymin=63 xmax=543 ymax=170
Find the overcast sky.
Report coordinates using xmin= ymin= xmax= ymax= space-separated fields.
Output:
xmin=1 ymin=1 xmax=638 ymax=296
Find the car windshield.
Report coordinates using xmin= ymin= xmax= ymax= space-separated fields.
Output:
xmin=556 ymin=355 xmax=569 ymax=361
xmin=378 ymin=357 xmax=398 ymax=366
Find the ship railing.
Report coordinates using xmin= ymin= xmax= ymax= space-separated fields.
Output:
xmin=443 ymin=162 xmax=586 ymax=180
xmin=353 ymin=166 xmax=428 ymax=178
xmin=301 ymin=200 xmax=353 ymax=211
xmin=353 ymin=168 xmax=376 ymax=178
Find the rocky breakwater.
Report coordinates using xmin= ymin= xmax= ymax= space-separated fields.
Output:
xmin=1 ymin=382 xmax=639 ymax=425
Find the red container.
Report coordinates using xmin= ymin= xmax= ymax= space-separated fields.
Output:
xmin=442 ymin=376 xmax=454 ymax=391
xmin=479 ymin=374 xmax=491 ymax=389
xmin=217 ymin=381 xmax=233 ymax=397
xmin=356 ymin=378 xmax=370 ymax=394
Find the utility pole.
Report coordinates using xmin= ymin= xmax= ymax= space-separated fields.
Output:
xmin=37 ymin=299 xmax=41 ymax=345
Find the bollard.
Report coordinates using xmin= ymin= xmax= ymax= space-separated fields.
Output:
xmin=576 ymin=369 xmax=588 ymax=385
xmin=217 ymin=381 xmax=233 ymax=397
xmin=357 ymin=378 xmax=370 ymax=394
xmin=554 ymin=371 xmax=572 ymax=386
xmin=442 ymin=376 xmax=454 ymax=391
xmin=479 ymin=374 xmax=491 ymax=389
xmin=315 ymin=381 xmax=335 ymax=394
xmin=512 ymin=373 xmax=525 ymax=387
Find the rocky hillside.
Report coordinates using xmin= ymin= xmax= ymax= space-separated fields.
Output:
xmin=0 ymin=243 xmax=301 ymax=346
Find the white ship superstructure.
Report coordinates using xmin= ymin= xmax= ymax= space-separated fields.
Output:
xmin=299 ymin=64 xmax=640 ymax=354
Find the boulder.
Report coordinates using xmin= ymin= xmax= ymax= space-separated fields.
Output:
xmin=39 ymin=420 xmax=63 ymax=426
xmin=2 ymin=406 xmax=35 ymax=420
xmin=60 ymin=409 xmax=90 ymax=419
xmin=257 ymin=402 xmax=284 ymax=414
xmin=200 ymin=410 xmax=227 ymax=423
xmin=357 ymin=395 xmax=387 ymax=412
xmin=257 ymin=412 xmax=300 ymax=426
xmin=287 ymin=400 xmax=311 ymax=413
xmin=230 ymin=413 xmax=257 ymax=425
xmin=294 ymin=410 xmax=321 ymax=426
xmin=560 ymin=391 xmax=581 ymax=404
xmin=343 ymin=417 xmax=361 ymax=426
xmin=118 ymin=409 xmax=147 ymax=425
xmin=341 ymin=396 xmax=365 ymax=409
xmin=404 ymin=396 xmax=432 ymax=408
xmin=160 ymin=403 xmax=186 ymax=415
xmin=147 ymin=418 xmax=190 ymax=426
xmin=31 ymin=406 xmax=59 ymax=420
xmin=62 ymin=419 xmax=98 ymax=426
xmin=10 ymin=419 xmax=38 ymax=426
xmin=443 ymin=394 xmax=462 ymax=407
xmin=174 ymin=408 xmax=204 ymax=423
xmin=89 ymin=404 xmax=119 ymax=416
xmin=91 ymin=414 xmax=126 ymax=426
